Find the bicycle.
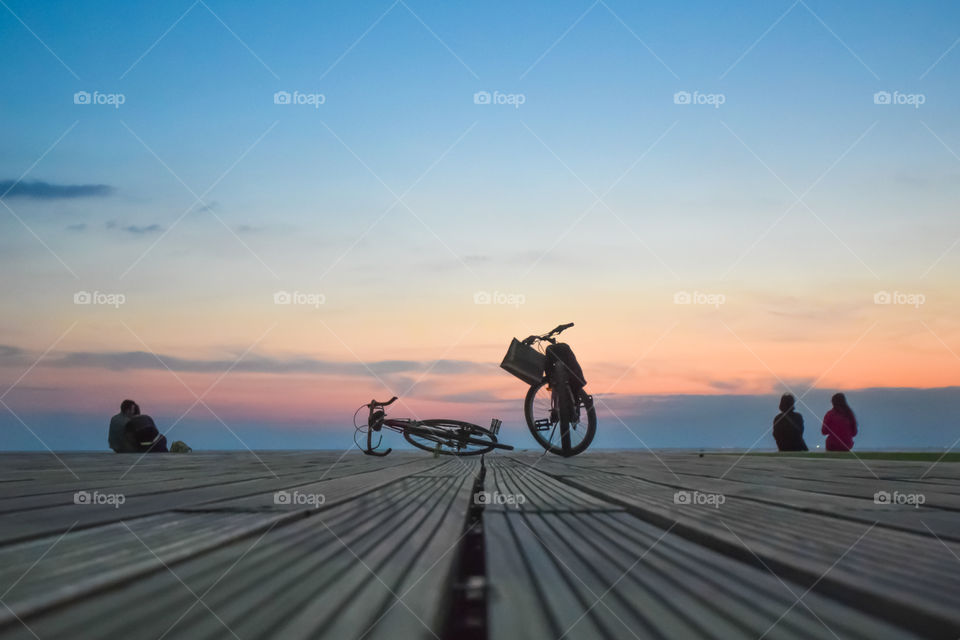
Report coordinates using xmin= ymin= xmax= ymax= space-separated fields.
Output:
xmin=354 ymin=396 xmax=514 ymax=457
xmin=501 ymin=323 xmax=597 ymax=457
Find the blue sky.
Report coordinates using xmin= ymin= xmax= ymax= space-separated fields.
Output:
xmin=2 ymin=0 xmax=960 ymax=452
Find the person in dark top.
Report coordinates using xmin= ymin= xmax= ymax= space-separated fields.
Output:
xmin=109 ymin=399 xmax=139 ymax=453
xmin=125 ymin=413 xmax=168 ymax=453
xmin=773 ymin=393 xmax=808 ymax=452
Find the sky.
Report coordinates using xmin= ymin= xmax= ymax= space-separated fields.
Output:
xmin=1 ymin=0 xmax=959 ymax=452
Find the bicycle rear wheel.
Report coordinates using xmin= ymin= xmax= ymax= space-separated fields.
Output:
xmin=403 ymin=420 xmax=504 ymax=456
xmin=524 ymin=378 xmax=597 ymax=456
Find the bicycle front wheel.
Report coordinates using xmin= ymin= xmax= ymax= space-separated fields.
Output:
xmin=403 ymin=420 xmax=501 ymax=456
xmin=524 ymin=379 xmax=597 ymax=456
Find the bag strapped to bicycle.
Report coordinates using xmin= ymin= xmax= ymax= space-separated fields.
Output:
xmin=544 ymin=342 xmax=587 ymax=390
xmin=500 ymin=338 xmax=546 ymax=385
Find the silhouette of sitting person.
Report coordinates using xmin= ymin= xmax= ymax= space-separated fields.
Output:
xmin=773 ymin=393 xmax=808 ymax=452
xmin=822 ymin=392 xmax=858 ymax=451
xmin=109 ymin=399 xmax=139 ymax=453
xmin=122 ymin=404 xmax=168 ymax=453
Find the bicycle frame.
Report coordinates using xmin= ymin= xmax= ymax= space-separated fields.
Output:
xmin=355 ymin=397 xmax=509 ymax=457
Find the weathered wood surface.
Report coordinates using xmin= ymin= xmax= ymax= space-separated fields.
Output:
xmin=0 ymin=450 xmax=957 ymax=639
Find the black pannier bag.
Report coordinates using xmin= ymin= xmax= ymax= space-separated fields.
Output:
xmin=545 ymin=343 xmax=586 ymax=390
xmin=500 ymin=338 xmax=547 ymax=385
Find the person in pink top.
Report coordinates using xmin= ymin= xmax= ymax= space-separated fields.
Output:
xmin=821 ymin=393 xmax=858 ymax=451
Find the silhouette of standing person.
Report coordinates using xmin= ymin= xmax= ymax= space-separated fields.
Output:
xmin=773 ymin=393 xmax=808 ymax=452
xmin=821 ymin=393 xmax=858 ymax=451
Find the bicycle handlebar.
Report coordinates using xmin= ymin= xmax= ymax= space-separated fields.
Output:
xmin=361 ymin=397 xmax=396 ymax=456
xmin=367 ymin=396 xmax=398 ymax=408
xmin=525 ymin=322 xmax=575 ymax=344
xmin=550 ymin=322 xmax=574 ymax=335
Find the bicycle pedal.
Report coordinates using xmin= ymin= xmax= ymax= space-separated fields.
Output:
xmin=533 ymin=418 xmax=553 ymax=431
xmin=489 ymin=418 xmax=502 ymax=435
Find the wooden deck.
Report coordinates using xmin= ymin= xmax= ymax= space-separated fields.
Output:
xmin=0 ymin=450 xmax=957 ymax=639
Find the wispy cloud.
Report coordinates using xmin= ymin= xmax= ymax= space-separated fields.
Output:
xmin=0 ymin=345 xmax=27 ymax=358
xmin=0 ymin=179 xmax=114 ymax=199
xmin=0 ymin=344 xmax=489 ymax=377
xmin=433 ymin=389 xmax=509 ymax=403
xmin=105 ymin=221 xmax=164 ymax=234
xmin=122 ymin=223 xmax=163 ymax=234
xmin=192 ymin=201 xmax=218 ymax=213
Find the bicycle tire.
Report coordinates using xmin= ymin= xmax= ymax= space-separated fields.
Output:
xmin=524 ymin=378 xmax=597 ymax=456
xmin=402 ymin=419 xmax=509 ymax=456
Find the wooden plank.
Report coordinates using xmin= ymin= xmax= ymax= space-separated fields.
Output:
xmin=1 ymin=451 xmax=955 ymax=639
xmin=0 ymin=456 xmax=453 ymax=627
xmin=0 ymin=511 xmax=291 ymax=627
xmin=516 ymin=453 xmax=960 ymax=539
xmin=0 ymin=455 xmax=439 ymax=544
xmin=484 ymin=457 xmax=920 ymax=639
xmin=0 ymin=465 xmax=476 ymax=640
xmin=505 ymin=456 xmax=960 ymax=636
xmin=486 ymin=510 xmax=919 ymax=639
xmin=0 ymin=453 xmax=417 ymax=503
xmin=485 ymin=458 xmax=615 ymax=513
